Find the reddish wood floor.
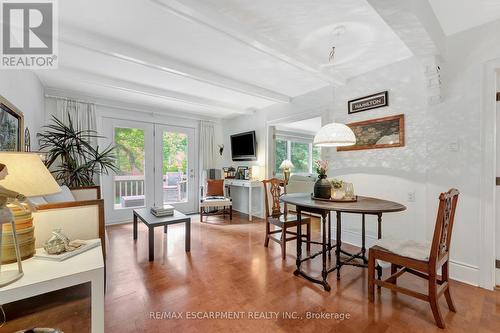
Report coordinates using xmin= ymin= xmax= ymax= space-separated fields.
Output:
xmin=2 ymin=212 xmax=500 ymax=332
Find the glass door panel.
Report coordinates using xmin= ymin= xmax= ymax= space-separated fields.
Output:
xmin=155 ymin=125 xmax=196 ymax=213
xmin=114 ymin=127 xmax=146 ymax=209
xmin=101 ymin=118 xmax=154 ymax=224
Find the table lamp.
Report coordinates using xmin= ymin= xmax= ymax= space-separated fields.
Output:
xmin=0 ymin=152 xmax=61 ymax=287
xmin=279 ymin=159 xmax=294 ymax=185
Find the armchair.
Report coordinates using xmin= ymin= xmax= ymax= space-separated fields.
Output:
xmin=32 ymin=186 xmax=105 ymax=257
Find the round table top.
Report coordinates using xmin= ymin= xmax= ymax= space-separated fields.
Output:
xmin=281 ymin=193 xmax=406 ymax=214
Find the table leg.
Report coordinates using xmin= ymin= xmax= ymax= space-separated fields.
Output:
xmin=361 ymin=214 xmax=367 ymax=263
xmin=185 ymin=219 xmax=191 ymax=252
xmin=91 ymin=271 xmax=105 ymax=333
xmin=248 ymin=186 xmax=252 ymax=221
xmin=376 ymin=213 xmax=383 ymax=282
xmin=293 ymin=208 xmax=303 ymax=277
xmin=336 ymin=211 xmax=342 ymax=280
xmin=148 ymin=227 xmax=154 ymax=261
xmin=321 ymin=212 xmax=331 ymax=291
xmin=164 ymin=225 xmax=168 ymax=234
xmin=133 ymin=213 xmax=138 ymax=240
xmin=328 ymin=213 xmax=332 ymax=260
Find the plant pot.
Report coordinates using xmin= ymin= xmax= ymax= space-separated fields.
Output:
xmin=314 ymin=175 xmax=331 ymax=199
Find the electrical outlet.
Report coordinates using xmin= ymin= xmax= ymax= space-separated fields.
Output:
xmin=407 ymin=192 xmax=416 ymax=202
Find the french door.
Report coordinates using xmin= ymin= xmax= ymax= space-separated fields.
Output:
xmin=101 ymin=118 xmax=197 ymax=224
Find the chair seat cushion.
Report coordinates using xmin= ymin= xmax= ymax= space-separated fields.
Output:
xmin=200 ymin=197 xmax=232 ymax=207
xmin=374 ymin=237 xmax=431 ymax=261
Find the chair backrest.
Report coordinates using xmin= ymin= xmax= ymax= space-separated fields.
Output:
xmin=262 ymin=178 xmax=283 ymax=218
xmin=166 ymin=172 xmax=182 ymax=185
xmin=430 ymin=189 xmax=459 ymax=266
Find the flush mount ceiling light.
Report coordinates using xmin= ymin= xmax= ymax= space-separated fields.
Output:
xmin=313 ymin=123 xmax=356 ymax=147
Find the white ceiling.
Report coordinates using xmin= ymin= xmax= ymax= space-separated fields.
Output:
xmin=276 ymin=117 xmax=323 ymax=135
xmin=36 ymin=0 xmax=415 ymax=118
xmin=429 ymin=0 xmax=500 ymax=35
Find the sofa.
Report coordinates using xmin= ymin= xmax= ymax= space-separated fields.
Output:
xmin=286 ymin=174 xmax=316 ymax=213
xmin=31 ymin=185 xmax=105 ymax=257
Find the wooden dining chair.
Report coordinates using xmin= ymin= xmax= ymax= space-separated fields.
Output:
xmin=262 ymin=178 xmax=311 ymax=260
xmin=368 ymin=189 xmax=459 ymax=329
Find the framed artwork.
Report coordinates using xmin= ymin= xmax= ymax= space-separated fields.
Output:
xmin=348 ymin=91 xmax=388 ymax=114
xmin=337 ymin=114 xmax=404 ymax=152
xmin=0 ymin=95 xmax=24 ymax=151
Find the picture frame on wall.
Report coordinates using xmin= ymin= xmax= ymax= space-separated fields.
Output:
xmin=337 ymin=114 xmax=404 ymax=152
xmin=348 ymin=91 xmax=388 ymax=114
xmin=0 ymin=95 xmax=24 ymax=152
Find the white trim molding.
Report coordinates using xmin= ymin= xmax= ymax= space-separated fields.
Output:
xmin=478 ymin=58 xmax=499 ymax=290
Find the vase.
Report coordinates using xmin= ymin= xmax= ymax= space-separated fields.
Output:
xmin=314 ymin=174 xmax=331 ymax=199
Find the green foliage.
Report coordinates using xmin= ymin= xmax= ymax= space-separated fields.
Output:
xmin=115 ymin=128 xmax=145 ymax=175
xmin=37 ymin=115 xmax=118 ymax=187
xmin=291 ymin=142 xmax=309 ymax=173
xmin=275 ymin=139 xmax=287 ymax=173
xmin=162 ymin=132 xmax=187 ymax=174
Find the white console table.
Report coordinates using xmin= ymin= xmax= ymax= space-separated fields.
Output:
xmin=224 ymin=179 xmax=262 ymax=221
xmin=0 ymin=245 xmax=105 ymax=332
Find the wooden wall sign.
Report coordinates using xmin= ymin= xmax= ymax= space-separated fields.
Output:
xmin=348 ymin=91 xmax=388 ymax=114
xmin=338 ymin=114 xmax=404 ymax=151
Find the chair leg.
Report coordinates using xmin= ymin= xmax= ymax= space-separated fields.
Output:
xmin=264 ymin=222 xmax=270 ymax=247
xmin=442 ymin=261 xmax=456 ymax=312
xmin=391 ymin=264 xmax=398 ymax=285
xmin=281 ymin=227 xmax=287 ymax=260
xmin=306 ymin=222 xmax=311 ymax=252
xmin=229 ymin=205 xmax=233 ymax=220
xmin=429 ymin=274 xmax=446 ymax=329
xmin=368 ymin=249 xmax=375 ymax=303
xmin=200 ymin=207 xmax=203 ymax=223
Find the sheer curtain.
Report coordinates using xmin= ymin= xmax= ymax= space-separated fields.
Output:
xmin=51 ymin=99 xmax=97 ymax=147
xmin=199 ymin=121 xmax=217 ymax=193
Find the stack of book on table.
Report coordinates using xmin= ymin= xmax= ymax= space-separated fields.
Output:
xmin=151 ymin=204 xmax=174 ymax=217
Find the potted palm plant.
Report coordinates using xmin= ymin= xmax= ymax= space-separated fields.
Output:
xmin=37 ymin=115 xmax=118 ymax=187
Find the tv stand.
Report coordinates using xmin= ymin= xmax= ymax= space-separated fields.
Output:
xmin=224 ymin=179 xmax=262 ymax=221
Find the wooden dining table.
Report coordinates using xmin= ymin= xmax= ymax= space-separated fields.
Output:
xmin=281 ymin=193 xmax=406 ymax=291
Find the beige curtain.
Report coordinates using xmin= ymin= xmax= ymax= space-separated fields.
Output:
xmin=51 ymin=99 xmax=97 ymax=147
xmin=200 ymin=120 xmax=216 ymax=170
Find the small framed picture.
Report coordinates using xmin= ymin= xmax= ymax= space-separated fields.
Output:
xmin=348 ymin=91 xmax=388 ymax=114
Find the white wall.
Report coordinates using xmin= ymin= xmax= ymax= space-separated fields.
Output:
xmin=1 ymin=71 xmax=45 ymax=150
xmin=329 ymin=57 xmax=428 ymax=249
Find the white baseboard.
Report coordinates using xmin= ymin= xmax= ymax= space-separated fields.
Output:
xmin=332 ymin=227 xmax=479 ymax=287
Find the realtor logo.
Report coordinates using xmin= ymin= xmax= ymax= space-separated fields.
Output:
xmin=1 ymin=0 xmax=58 ymax=68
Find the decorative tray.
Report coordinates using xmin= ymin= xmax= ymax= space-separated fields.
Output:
xmin=311 ymin=194 xmax=358 ymax=203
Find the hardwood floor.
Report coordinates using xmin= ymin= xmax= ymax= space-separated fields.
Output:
xmin=2 ymin=212 xmax=500 ymax=332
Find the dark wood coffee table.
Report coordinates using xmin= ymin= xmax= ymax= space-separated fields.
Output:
xmin=133 ymin=208 xmax=191 ymax=261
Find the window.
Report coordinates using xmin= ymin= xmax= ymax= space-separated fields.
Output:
xmin=275 ymin=138 xmax=287 ymax=174
xmin=274 ymin=136 xmax=321 ymax=176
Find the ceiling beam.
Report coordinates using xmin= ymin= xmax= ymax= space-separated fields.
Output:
xmin=43 ymin=66 xmax=255 ymax=115
xmin=60 ymin=25 xmax=291 ymax=104
xmin=367 ymin=0 xmax=445 ymax=57
xmin=150 ymin=0 xmax=346 ymax=86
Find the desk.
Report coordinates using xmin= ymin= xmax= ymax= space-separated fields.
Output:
xmin=281 ymin=193 xmax=406 ymax=291
xmin=224 ymin=179 xmax=262 ymax=221
xmin=0 ymin=245 xmax=105 ymax=332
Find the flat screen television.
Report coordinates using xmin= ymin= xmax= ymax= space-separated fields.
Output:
xmin=230 ymin=131 xmax=257 ymax=161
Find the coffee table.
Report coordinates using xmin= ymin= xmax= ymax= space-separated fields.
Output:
xmin=133 ymin=208 xmax=191 ymax=261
